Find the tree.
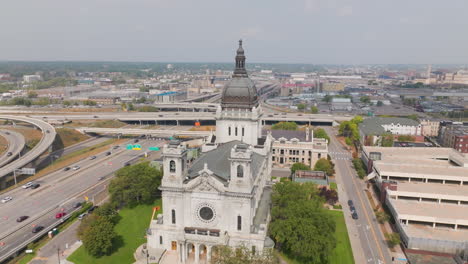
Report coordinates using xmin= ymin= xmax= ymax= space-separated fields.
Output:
xmin=345 ymin=137 xmax=353 ymax=146
xmin=211 ymin=245 xmax=279 ymax=264
xmin=83 ymin=100 xmax=97 ymax=106
xmin=377 ymin=100 xmax=383 ymax=107
xmin=385 ymin=233 xmax=401 ymax=248
xmin=313 ymin=128 xmax=330 ymax=143
xmin=397 ymin=135 xmax=415 ymax=142
xmin=310 ymin=105 xmax=318 ymax=114
xmin=271 ymin=121 xmax=298 ymax=131
xmin=296 ymin=103 xmax=306 ymax=111
xmin=406 ymin=114 xmax=418 ymax=121
xmin=381 ymin=133 xmax=394 ymax=147
xmin=81 ymin=216 xmax=117 ymax=257
xmin=375 ymin=210 xmax=390 ymax=224
xmin=290 ymin=162 xmax=310 ymax=175
xmin=319 ymin=187 xmax=338 ymax=205
xmin=360 ymin=96 xmax=370 ymax=104
xmin=314 ymin=158 xmax=334 ymax=176
xmin=95 ymin=203 xmax=119 ymax=224
xmin=322 ymin=95 xmax=332 ymax=103
xmin=27 ymin=91 xmax=38 ymax=98
xmin=109 ymin=161 xmax=163 ymax=207
xmin=269 ymin=182 xmax=336 ymax=264
xmin=63 ymin=100 xmax=71 ymax=106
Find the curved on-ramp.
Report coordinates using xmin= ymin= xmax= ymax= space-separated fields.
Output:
xmin=0 ymin=130 xmax=26 ymax=168
xmin=0 ymin=116 xmax=56 ymax=181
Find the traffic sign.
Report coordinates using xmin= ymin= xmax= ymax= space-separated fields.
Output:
xmin=132 ymin=144 xmax=141 ymax=150
xmin=21 ymin=168 xmax=36 ymax=175
xmin=149 ymin=147 xmax=160 ymax=151
xmin=126 ymin=144 xmax=133 ymax=150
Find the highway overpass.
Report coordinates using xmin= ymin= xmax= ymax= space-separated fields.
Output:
xmin=0 ymin=130 xmax=25 ymax=168
xmin=76 ymin=127 xmax=211 ymax=138
xmin=0 ymin=116 xmax=56 ymax=188
xmin=154 ymin=102 xmax=218 ymax=112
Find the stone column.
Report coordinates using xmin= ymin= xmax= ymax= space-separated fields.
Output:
xmin=207 ymin=245 xmax=212 ymax=263
xmin=194 ymin=243 xmax=200 ymax=264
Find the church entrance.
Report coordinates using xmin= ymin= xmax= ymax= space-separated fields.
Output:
xmin=171 ymin=241 xmax=177 ymax=250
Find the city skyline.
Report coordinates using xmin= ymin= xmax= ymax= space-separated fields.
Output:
xmin=1 ymin=0 xmax=468 ymax=64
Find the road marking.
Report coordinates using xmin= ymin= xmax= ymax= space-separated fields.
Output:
xmin=329 ymin=133 xmax=387 ymax=263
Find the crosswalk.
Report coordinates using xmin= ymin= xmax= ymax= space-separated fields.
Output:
xmin=329 ymin=151 xmax=352 ymax=161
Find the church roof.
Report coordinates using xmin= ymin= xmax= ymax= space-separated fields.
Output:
xmin=187 ymin=140 xmax=265 ymax=182
xmin=221 ymin=40 xmax=259 ymax=110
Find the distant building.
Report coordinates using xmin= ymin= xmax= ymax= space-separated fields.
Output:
xmin=439 ymin=124 xmax=468 ymax=153
xmin=269 ymin=128 xmax=328 ymax=169
xmin=420 ymin=119 xmax=440 ymax=137
xmin=321 ymin=81 xmax=345 ymax=92
xmin=23 ymin=75 xmax=41 ymax=83
xmin=87 ymin=95 xmax=121 ymax=105
xmin=331 ymin=97 xmax=352 ymax=111
xmin=359 ymin=117 xmax=422 ymax=145
xmin=153 ymin=91 xmax=187 ymax=103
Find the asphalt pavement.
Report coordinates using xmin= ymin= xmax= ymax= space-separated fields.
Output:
xmin=0 ymin=139 xmax=165 ymax=260
xmin=0 ymin=130 xmax=25 ymax=168
xmin=324 ymin=126 xmax=392 ymax=264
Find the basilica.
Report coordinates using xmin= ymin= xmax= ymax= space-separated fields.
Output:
xmin=147 ymin=41 xmax=274 ymax=263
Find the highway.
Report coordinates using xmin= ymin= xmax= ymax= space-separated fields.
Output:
xmin=325 ymin=126 xmax=392 ymax=264
xmin=0 ymin=130 xmax=25 ymax=168
xmin=0 ymin=116 xmax=56 ymax=186
xmin=76 ymin=127 xmax=211 ymax=138
xmin=0 ymin=139 xmax=165 ymax=261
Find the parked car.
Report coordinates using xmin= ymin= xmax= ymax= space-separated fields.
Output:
xmin=347 ymin=200 xmax=354 ymax=206
xmin=352 ymin=212 xmax=358 ymax=220
xmin=4 ymin=131 xmax=10 ymax=135
xmin=73 ymin=202 xmax=82 ymax=208
xmin=88 ymin=206 xmax=99 ymax=213
xmin=22 ymin=182 xmax=34 ymax=189
xmin=30 ymin=183 xmax=40 ymax=189
xmin=89 ymin=156 xmax=97 ymax=160
xmin=32 ymin=226 xmax=44 ymax=233
xmin=72 ymin=165 xmax=80 ymax=170
xmin=55 ymin=212 xmax=67 ymax=219
xmin=78 ymin=213 xmax=87 ymax=220
xmin=63 ymin=167 xmax=71 ymax=171
xmin=98 ymin=176 xmax=105 ymax=181
xmin=16 ymin=216 xmax=29 ymax=222
xmin=124 ymin=162 xmax=131 ymax=167
xmin=2 ymin=197 xmax=13 ymax=203
xmin=350 ymin=205 xmax=356 ymax=213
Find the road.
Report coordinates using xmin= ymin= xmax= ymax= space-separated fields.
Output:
xmin=0 ymin=139 xmax=165 ymax=261
xmin=0 ymin=130 xmax=25 ymax=168
xmin=0 ymin=116 xmax=56 ymax=184
xmin=324 ymin=126 xmax=392 ymax=264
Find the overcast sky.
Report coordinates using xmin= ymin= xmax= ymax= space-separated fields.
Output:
xmin=1 ymin=0 xmax=468 ymax=64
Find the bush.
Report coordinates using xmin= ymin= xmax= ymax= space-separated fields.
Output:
xmin=352 ymin=158 xmax=367 ymax=179
xmin=345 ymin=137 xmax=353 ymax=146
xmin=314 ymin=158 xmax=335 ymax=176
xmin=385 ymin=233 xmax=401 ymax=248
xmin=333 ymin=204 xmax=342 ymax=210
xmin=271 ymin=121 xmax=298 ymax=131
xmin=290 ymin=162 xmax=311 ymax=175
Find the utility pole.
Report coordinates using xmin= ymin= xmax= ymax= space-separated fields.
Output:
xmin=57 ymin=246 xmax=61 ymax=264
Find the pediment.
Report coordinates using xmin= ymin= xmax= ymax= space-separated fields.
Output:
xmin=186 ymin=174 xmax=225 ymax=193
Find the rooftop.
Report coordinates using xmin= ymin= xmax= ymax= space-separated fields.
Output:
xmin=391 ymin=199 xmax=468 ymax=224
xmin=359 ymin=117 xmax=420 ymax=136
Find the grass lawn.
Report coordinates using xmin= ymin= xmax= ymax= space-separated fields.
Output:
xmin=68 ymin=200 xmax=162 ymax=264
xmin=330 ymin=182 xmax=337 ymax=190
xmin=327 ymin=210 xmax=354 ymax=264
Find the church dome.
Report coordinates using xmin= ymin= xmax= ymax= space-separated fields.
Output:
xmin=221 ymin=40 xmax=259 ymax=110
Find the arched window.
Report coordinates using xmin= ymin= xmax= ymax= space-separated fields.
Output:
xmin=237 ymin=215 xmax=242 ymax=231
xmin=228 ymin=126 xmax=231 ymax=136
xmin=237 ymin=165 xmax=243 ymax=178
xmin=171 ymin=209 xmax=176 ymax=224
xmin=169 ymin=160 xmax=176 ymax=173
xmin=235 ymin=126 xmax=238 ymax=136
xmin=242 ymin=127 xmax=245 ymax=137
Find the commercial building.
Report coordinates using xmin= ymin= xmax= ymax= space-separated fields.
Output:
xmin=439 ymin=124 xmax=468 ymax=153
xmin=359 ymin=117 xmax=422 ymax=146
xmin=321 ymin=81 xmax=345 ymax=92
xmin=362 ymin=146 xmax=468 ymax=255
xmin=23 ymin=75 xmax=41 ymax=83
xmin=330 ymin=97 xmax=352 ymax=111
xmin=269 ymin=128 xmax=328 ymax=169
xmin=153 ymin=91 xmax=188 ymax=103
xmin=420 ymin=119 xmax=440 ymax=137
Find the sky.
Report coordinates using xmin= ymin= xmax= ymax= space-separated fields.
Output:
xmin=1 ymin=0 xmax=468 ymax=64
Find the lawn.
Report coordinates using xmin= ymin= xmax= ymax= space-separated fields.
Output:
xmin=327 ymin=210 xmax=354 ymax=264
xmin=330 ymin=182 xmax=337 ymax=190
xmin=68 ymin=200 xmax=161 ymax=264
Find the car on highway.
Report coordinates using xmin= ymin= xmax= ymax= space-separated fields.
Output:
xmin=16 ymin=216 xmax=29 ymax=222
xmin=72 ymin=165 xmax=80 ymax=170
xmin=98 ymin=176 xmax=105 ymax=181
xmin=55 ymin=212 xmax=67 ymax=219
xmin=134 ymin=139 xmax=139 ymax=143
xmin=22 ymin=182 xmax=34 ymax=189
xmin=73 ymin=202 xmax=82 ymax=208
xmin=124 ymin=162 xmax=131 ymax=167
xmin=93 ymin=115 xmax=98 ymax=118
xmin=4 ymin=131 xmax=10 ymax=135
xmin=113 ymin=145 xmax=119 ymax=149
xmin=7 ymin=152 xmax=12 ymax=156
xmin=32 ymin=226 xmax=44 ymax=233
xmin=78 ymin=213 xmax=87 ymax=220
xmin=352 ymin=212 xmax=358 ymax=220
xmin=90 ymin=156 xmax=97 ymax=160
xmin=106 ymin=152 xmax=111 ymax=156
xmin=1 ymin=196 xmax=12 ymax=203
xmin=63 ymin=167 xmax=71 ymax=171
xmin=31 ymin=183 xmax=40 ymax=189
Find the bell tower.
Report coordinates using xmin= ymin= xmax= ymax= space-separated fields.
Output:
xmin=161 ymin=140 xmax=188 ymax=188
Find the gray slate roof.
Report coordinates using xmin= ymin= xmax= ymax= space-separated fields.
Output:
xmin=359 ymin=117 xmax=420 ymax=136
xmin=187 ymin=140 xmax=265 ymax=182
xmin=266 ymin=129 xmax=307 ymax=142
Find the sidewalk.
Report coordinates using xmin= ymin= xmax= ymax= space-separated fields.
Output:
xmin=29 ymin=220 xmax=82 ymax=264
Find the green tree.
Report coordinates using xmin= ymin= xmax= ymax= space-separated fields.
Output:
xmin=290 ymin=162 xmax=310 ymax=175
xmin=211 ymin=245 xmax=279 ymax=264
xmin=271 ymin=121 xmax=298 ymax=131
xmin=322 ymin=95 xmax=332 ymax=103
xmin=313 ymin=128 xmax=330 ymax=143
xmin=360 ymin=96 xmax=370 ymax=104
xmin=27 ymin=91 xmax=38 ymax=98
xmin=385 ymin=233 xmax=401 ymax=248
xmin=83 ymin=100 xmax=97 ymax=106
xmin=375 ymin=210 xmax=390 ymax=224
xmin=377 ymin=100 xmax=383 ymax=107
xmin=81 ymin=216 xmax=117 ymax=257
xmin=296 ymin=103 xmax=305 ymax=111
xmin=397 ymin=135 xmax=415 ymax=142
xmin=345 ymin=137 xmax=353 ymax=146
xmin=63 ymin=100 xmax=71 ymax=106
xmin=269 ymin=182 xmax=336 ymax=264
xmin=381 ymin=133 xmax=394 ymax=147
xmin=95 ymin=203 xmax=119 ymax=224
xmin=314 ymin=158 xmax=335 ymax=176
xmin=109 ymin=162 xmax=163 ymax=207
xmin=406 ymin=114 xmax=419 ymax=121
xmin=310 ymin=105 xmax=318 ymax=114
